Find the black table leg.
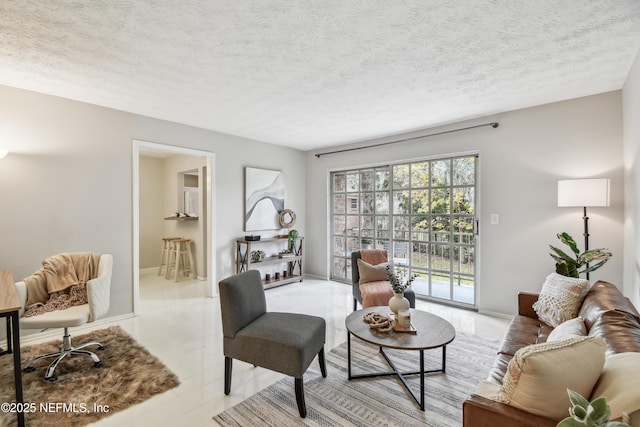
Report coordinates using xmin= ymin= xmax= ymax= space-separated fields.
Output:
xmin=420 ymin=350 xmax=425 ymax=411
xmin=442 ymin=345 xmax=446 ymax=372
xmin=12 ymin=313 xmax=24 ymax=426
xmin=349 ymin=345 xmax=445 ymax=412
xmin=347 ymin=331 xmax=352 ymax=379
xmin=4 ymin=312 xmax=24 ymax=427
xmin=0 ymin=317 xmax=11 ymax=356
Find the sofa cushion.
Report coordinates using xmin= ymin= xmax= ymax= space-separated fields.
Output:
xmin=357 ymin=259 xmax=389 ymax=284
xmin=588 ymin=310 xmax=640 ymax=354
xmin=487 ymin=353 xmax=512 ymax=385
xmin=487 ymin=314 xmax=553 ymax=384
xmin=499 ymin=315 xmax=552 ymax=356
xmin=495 ymin=336 xmax=606 ymax=420
xmin=474 ymin=380 xmax=501 ymax=399
xmin=579 ymin=281 xmax=640 ymax=354
xmin=547 ymin=317 xmax=586 ymax=342
xmin=579 ymin=281 xmax=640 ymax=327
xmin=591 ymin=352 xmax=640 ymax=421
xmin=532 ymin=273 xmax=589 ymax=327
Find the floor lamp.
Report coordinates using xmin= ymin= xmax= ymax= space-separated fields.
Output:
xmin=557 ymin=178 xmax=610 ymax=279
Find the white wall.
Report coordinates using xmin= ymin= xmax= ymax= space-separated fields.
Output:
xmin=305 ymin=92 xmax=625 ymax=315
xmin=139 ymin=156 xmax=165 ymax=269
xmin=0 ymin=84 xmax=306 ymax=318
xmin=623 ymin=49 xmax=640 ymax=308
xmin=0 ymin=83 xmax=631 ymax=319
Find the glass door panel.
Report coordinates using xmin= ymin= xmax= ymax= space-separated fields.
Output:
xmin=330 ymin=155 xmax=477 ymax=308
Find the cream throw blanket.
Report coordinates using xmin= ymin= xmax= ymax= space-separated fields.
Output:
xmin=23 ymin=252 xmax=101 ymax=317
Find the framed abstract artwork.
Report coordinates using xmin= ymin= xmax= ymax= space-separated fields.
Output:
xmin=245 ymin=167 xmax=285 ymax=231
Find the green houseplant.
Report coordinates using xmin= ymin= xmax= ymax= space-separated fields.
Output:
xmin=287 ymin=229 xmax=299 ymax=250
xmin=250 ymin=250 xmax=265 ymax=263
xmin=549 ymin=232 xmax=611 ymax=278
xmin=557 ymin=389 xmax=629 ymax=427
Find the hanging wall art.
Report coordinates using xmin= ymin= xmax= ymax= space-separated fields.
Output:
xmin=244 ymin=167 xmax=284 ymax=231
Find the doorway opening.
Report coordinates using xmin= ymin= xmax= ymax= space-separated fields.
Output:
xmin=133 ymin=140 xmax=216 ymax=316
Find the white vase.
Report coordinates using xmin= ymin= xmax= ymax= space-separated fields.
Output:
xmin=388 ymin=291 xmax=410 ymax=315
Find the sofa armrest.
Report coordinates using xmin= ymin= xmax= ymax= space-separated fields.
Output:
xmin=518 ymin=292 xmax=539 ymax=318
xmin=463 ymin=394 xmax=557 ymax=427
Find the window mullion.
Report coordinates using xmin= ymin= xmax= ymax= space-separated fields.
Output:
xmin=388 ymin=166 xmax=393 ymax=264
xmin=449 ymin=159 xmax=454 ymax=300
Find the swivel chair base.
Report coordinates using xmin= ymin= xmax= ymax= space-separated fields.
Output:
xmin=23 ymin=327 xmax=105 ymax=381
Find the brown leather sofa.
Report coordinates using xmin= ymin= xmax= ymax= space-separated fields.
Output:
xmin=463 ymin=281 xmax=640 ymax=427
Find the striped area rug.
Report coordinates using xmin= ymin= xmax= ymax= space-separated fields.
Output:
xmin=213 ymin=331 xmax=499 ymax=426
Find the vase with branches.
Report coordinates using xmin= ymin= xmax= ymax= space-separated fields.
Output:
xmin=385 ymin=264 xmax=416 ymax=294
xmin=385 ymin=264 xmax=415 ymax=315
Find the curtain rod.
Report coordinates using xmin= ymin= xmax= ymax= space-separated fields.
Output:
xmin=314 ymin=122 xmax=499 ymax=158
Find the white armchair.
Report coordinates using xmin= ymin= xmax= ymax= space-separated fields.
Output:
xmin=15 ymin=253 xmax=113 ymax=381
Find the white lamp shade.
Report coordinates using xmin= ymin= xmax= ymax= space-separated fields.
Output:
xmin=558 ymin=179 xmax=610 ymax=207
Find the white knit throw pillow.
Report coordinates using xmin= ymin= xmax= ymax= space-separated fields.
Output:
xmin=532 ymin=273 xmax=589 ymax=327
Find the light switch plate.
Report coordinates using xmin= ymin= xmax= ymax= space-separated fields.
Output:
xmin=490 ymin=213 xmax=500 ymax=225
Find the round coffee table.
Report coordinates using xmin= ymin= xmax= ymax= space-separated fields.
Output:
xmin=345 ymin=306 xmax=456 ymax=411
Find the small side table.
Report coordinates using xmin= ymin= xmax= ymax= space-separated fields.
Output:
xmin=0 ymin=271 xmax=25 ymax=427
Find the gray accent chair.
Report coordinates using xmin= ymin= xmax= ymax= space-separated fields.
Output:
xmin=218 ymin=270 xmax=326 ymax=418
xmin=351 ymin=250 xmax=416 ymax=311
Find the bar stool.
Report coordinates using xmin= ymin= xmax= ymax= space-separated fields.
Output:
xmin=166 ymin=238 xmax=195 ymax=281
xmin=159 ymin=237 xmax=181 ymax=276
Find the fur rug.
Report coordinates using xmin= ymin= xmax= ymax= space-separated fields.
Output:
xmin=0 ymin=326 xmax=179 ymax=426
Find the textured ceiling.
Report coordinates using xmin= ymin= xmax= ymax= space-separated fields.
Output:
xmin=1 ymin=1 xmax=640 ymax=151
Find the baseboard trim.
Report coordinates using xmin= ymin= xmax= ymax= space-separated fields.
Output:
xmin=478 ymin=309 xmax=513 ymax=320
xmin=304 ymin=273 xmax=327 ymax=281
xmin=17 ymin=313 xmax=135 ymax=345
xmin=140 ymin=267 xmax=206 ymax=281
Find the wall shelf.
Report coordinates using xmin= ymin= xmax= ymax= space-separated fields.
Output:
xmin=236 ymin=237 xmax=304 ymax=290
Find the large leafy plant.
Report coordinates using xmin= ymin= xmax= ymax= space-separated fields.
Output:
xmin=557 ymin=389 xmax=629 ymax=427
xmin=549 ymin=232 xmax=611 ymax=278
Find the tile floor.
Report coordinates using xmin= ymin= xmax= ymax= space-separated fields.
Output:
xmin=19 ymin=271 xmax=511 ymax=426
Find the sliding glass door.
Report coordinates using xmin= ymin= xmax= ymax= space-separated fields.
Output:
xmin=331 ymin=155 xmax=477 ymax=307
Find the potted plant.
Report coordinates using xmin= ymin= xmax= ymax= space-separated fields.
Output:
xmin=557 ymin=389 xmax=629 ymax=427
xmin=287 ymin=229 xmax=299 ymax=251
xmin=250 ymin=250 xmax=265 ymax=263
xmin=549 ymin=232 xmax=612 ymax=278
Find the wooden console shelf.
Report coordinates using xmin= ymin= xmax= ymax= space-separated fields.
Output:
xmin=236 ymin=237 xmax=303 ymax=289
